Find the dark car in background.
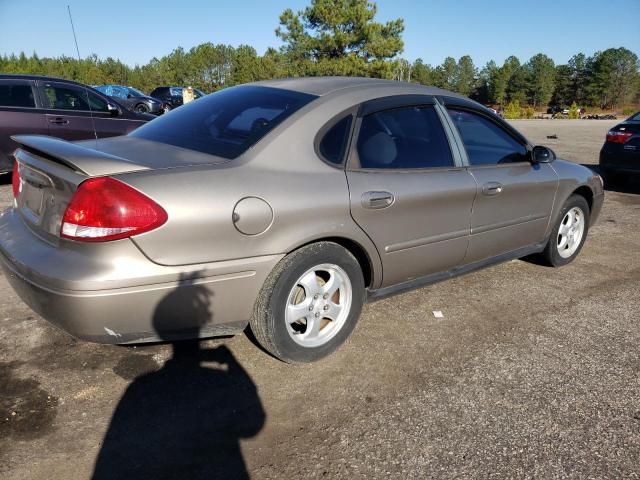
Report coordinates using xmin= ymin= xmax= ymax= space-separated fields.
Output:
xmin=149 ymin=86 xmax=205 ymax=111
xmin=0 ymin=74 xmax=151 ymax=174
xmin=95 ymin=85 xmax=166 ymax=115
xmin=599 ymin=111 xmax=640 ymax=180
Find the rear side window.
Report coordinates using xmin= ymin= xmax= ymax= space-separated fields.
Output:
xmin=447 ymin=108 xmax=527 ymax=165
xmin=356 ymin=105 xmax=453 ymax=169
xmin=130 ymin=86 xmax=317 ymax=159
xmin=43 ymin=83 xmax=110 ymax=112
xmin=319 ymin=115 xmax=352 ymax=165
xmin=0 ymin=81 xmax=36 ymax=108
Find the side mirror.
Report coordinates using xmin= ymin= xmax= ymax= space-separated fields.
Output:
xmin=107 ymin=103 xmax=119 ymax=116
xmin=532 ymin=145 xmax=556 ymax=163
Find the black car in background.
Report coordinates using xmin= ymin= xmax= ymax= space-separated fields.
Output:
xmin=0 ymin=74 xmax=151 ymax=174
xmin=599 ymin=111 xmax=640 ymax=180
xmin=149 ymin=86 xmax=206 ymax=111
xmin=95 ymin=85 xmax=166 ymax=115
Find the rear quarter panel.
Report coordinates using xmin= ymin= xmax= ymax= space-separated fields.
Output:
xmin=120 ymin=161 xmax=381 ymax=284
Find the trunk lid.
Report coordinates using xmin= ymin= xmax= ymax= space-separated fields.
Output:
xmin=11 ymin=134 xmax=228 ymax=241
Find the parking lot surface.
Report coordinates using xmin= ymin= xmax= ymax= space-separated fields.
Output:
xmin=1 ymin=119 xmax=638 ymax=479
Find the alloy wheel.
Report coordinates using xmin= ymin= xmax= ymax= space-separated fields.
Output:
xmin=285 ymin=264 xmax=352 ymax=348
xmin=557 ymin=206 xmax=585 ymax=258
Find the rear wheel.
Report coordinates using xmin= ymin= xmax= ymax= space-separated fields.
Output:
xmin=250 ymin=242 xmax=365 ymax=363
xmin=542 ymin=194 xmax=590 ymax=267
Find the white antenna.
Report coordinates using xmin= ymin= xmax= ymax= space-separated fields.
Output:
xmin=67 ymin=5 xmax=98 ymax=142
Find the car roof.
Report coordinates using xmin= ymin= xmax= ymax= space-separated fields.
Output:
xmin=0 ymin=73 xmax=85 ymax=84
xmin=251 ymin=76 xmax=467 ymax=99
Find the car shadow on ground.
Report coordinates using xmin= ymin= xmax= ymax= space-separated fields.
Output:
xmin=92 ymin=273 xmax=265 ymax=480
xmin=581 ymin=164 xmax=640 ymax=195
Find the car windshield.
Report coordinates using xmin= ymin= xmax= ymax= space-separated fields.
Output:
xmin=630 ymin=112 xmax=640 ymax=121
xmin=130 ymin=85 xmax=316 ymax=158
xmin=127 ymin=87 xmax=146 ymax=97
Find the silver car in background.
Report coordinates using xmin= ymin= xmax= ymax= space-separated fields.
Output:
xmin=0 ymin=77 xmax=603 ymax=363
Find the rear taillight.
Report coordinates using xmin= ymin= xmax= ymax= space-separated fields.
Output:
xmin=12 ymin=161 xmax=20 ymax=199
xmin=61 ymin=177 xmax=167 ymax=242
xmin=606 ymin=130 xmax=633 ymax=144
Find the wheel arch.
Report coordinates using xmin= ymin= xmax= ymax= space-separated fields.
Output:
xmin=571 ymin=185 xmax=594 ymax=213
xmin=288 ymin=236 xmax=377 ymax=289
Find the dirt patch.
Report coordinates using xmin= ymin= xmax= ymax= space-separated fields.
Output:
xmin=612 ymin=194 xmax=640 ymax=205
xmin=0 ymin=362 xmax=58 ymax=441
xmin=112 ymin=354 xmax=160 ymax=381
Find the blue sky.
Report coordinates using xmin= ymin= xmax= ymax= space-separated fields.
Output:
xmin=0 ymin=0 xmax=638 ymax=67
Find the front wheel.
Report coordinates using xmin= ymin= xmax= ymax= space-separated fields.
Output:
xmin=541 ymin=194 xmax=590 ymax=267
xmin=134 ymin=103 xmax=149 ymax=114
xmin=250 ymin=242 xmax=365 ymax=363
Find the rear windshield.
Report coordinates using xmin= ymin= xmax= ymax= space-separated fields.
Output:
xmin=130 ymin=85 xmax=316 ymax=158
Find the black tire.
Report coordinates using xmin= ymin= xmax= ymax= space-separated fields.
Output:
xmin=135 ymin=103 xmax=149 ymax=113
xmin=250 ymin=242 xmax=365 ymax=363
xmin=541 ymin=194 xmax=590 ymax=267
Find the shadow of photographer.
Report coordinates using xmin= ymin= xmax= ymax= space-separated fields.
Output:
xmin=93 ymin=273 xmax=265 ymax=480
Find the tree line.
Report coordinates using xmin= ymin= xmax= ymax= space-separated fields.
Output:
xmin=1 ymin=0 xmax=638 ymax=110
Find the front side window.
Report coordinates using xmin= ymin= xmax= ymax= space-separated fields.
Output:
xmin=0 ymin=81 xmax=36 ymax=108
xmin=447 ymin=108 xmax=527 ymax=165
xmin=130 ymin=85 xmax=316 ymax=158
xmin=319 ymin=115 xmax=352 ymax=165
xmin=356 ymin=105 xmax=453 ymax=169
xmin=43 ymin=84 xmax=109 ymax=112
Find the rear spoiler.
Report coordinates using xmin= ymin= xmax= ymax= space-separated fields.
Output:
xmin=11 ymin=135 xmax=150 ymax=177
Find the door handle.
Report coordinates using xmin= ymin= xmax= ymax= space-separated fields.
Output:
xmin=482 ymin=182 xmax=503 ymax=196
xmin=48 ymin=118 xmax=69 ymax=125
xmin=362 ymin=191 xmax=394 ymax=209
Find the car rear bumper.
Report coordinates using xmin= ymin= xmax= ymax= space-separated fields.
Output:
xmin=0 ymin=208 xmax=282 ymax=344
xmin=599 ymin=144 xmax=640 ymax=173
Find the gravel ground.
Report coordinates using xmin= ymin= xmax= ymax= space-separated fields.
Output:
xmin=1 ymin=119 xmax=639 ymax=479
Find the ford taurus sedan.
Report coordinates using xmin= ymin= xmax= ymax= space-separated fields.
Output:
xmin=0 ymin=77 xmax=604 ymax=363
